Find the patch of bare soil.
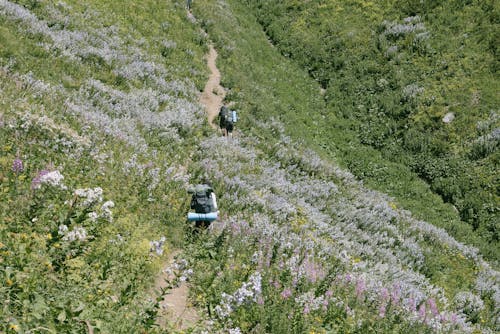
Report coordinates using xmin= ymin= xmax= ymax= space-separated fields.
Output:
xmin=199 ymin=45 xmax=225 ymax=128
xmin=154 ymin=251 xmax=199 ymax=330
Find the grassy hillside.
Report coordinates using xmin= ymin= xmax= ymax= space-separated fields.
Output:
xmin=0 ymin=0 xmax=208 ymax=332
xmin=242 ymin=0 xmax=499 ymax=251
xmin=1 ymin=0 xmax=498 ymax=333
xmin=185 ymin=0 xmax=499 ymax=333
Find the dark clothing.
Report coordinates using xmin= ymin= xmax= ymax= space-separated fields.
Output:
xmin=226 ymin=121 xmax=234 ymax=133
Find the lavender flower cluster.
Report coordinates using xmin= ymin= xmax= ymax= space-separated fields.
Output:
xmin=195 ymin=116 xmax=498 ymax=332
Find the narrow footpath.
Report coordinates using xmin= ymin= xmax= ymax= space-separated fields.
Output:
xmin=154 ymin=35 xmax=225 ymax=332
xmin=154 ymin=251 xmax=199 ymax=330
xmin=199 ymin=44 xmax=226 ymax=128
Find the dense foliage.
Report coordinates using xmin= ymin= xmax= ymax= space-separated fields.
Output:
xmin=242 ymin=0 xmax=499 ymax=250
xmin=0 ymin=0 xmax=498 ymax=333
xmin=0 ymin=0 xmax=208 ymax=332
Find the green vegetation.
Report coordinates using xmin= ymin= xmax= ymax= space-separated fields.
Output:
xmin=0 ymin=0 xmax=207 ymax=332
xmin=1 ymin=0 xmax=498 ymax=332
xmin=239 ymin=0 xmax=499 ymax=255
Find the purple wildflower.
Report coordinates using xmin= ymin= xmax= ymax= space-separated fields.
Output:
xmin=322 ymin=298 xmax=329 ymax=311
xmin=355 ymin=279 xmax=366 ymax=300
xmin=31 ymin=169 xmax=50 ymax=189
xmin=12 ymin=158 xmax=24 ymax=173
xmin=281 ymin=288 xmax=292 ymax=299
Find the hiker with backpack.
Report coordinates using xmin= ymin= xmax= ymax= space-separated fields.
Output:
xmin=187 ymin=182 xmax=218 ymax=229
xmin=218 ymin=105 xmax=238 ymax=137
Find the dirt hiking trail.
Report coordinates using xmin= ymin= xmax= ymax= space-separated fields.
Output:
xmin=154 ymin=35 xmax=226 ymax=332
xmin=154 ymin=251 xmax=199 ymax=330
xmin=200 ymin=45 xmax=226 ymax=128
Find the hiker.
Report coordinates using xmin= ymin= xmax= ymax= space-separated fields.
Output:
xmin=218 ymin=105 xmax=229 ymax=136
xmin=218 ymin=105 xmax=238 ymax=137
xmin=187 ymin=182 xmax=218 ymax=229
xmin=226 ymin=109 xmax=237 ymax=137
xmin=186 ymin=0 xmax=192 ymax=11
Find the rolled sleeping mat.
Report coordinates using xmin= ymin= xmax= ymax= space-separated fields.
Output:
xmin=187 ymin=211 xmax=218 ymax=222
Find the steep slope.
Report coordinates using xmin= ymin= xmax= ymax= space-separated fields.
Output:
xmin=0 ymin=0 xmax=498 ymax=333
xmin=243 ymin=0 xmax=499 ymax=253
xmin=182 ymin=0 xmax=499 ymax=333
xmin=0 ymin=0 xmax=208 ymax=332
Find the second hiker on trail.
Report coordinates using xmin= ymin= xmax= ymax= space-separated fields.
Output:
xmin=218 ymin=105 xmax=237 ymax=137
xmin=187 ymin=182 xmax=218 ymax=229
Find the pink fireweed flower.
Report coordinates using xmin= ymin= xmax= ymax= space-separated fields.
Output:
xmin=418 ymin=303 xmax=427 ymax=321
xmin=379 ymin=304 xmax=387 ymax=318
xmin=427 ymin=298 xmax=439 ymax=317
xmin=281 ymin=288 xmax=292 ymax=299
xmin=12 ymin=158 xmax=24 ymax=173
xmin=380 ymin=287 xmax=389 ymax=302
xmin=355 ymin=279 xmax=366 ymax=299
xmin=407 ymin=297 xmax=417 ymax=312
xmin=391 ymin=283 xmax=401 ymax=305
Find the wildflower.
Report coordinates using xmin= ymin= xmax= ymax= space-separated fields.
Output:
xmin=62 ymin=226 xmax=87 ymax=242
xmin=58 ymin=224 xmax=69 ymax=235
xmin=88 ymin=212 xmax=98 ymax=222
xmin=101 ymin=200 xmax=115 ymax=222
xmin=418 ymin=303 xmax=427 ymax=321
xmin=355 ymin=279 xmax=365 ymax=299
xmin=31 ymin=169 xmax=49 ymax=189
xmin=427 ymin=298 xmax=439 ymax=316
xmin=12 ymin=157 xmax=23 ymax=173
xmin=149 ymin=236 xmax=166 ymax=256
xmin=379 ymin=304 xmax=387 ymax=318
xmin=281 ymin=288 xmax=292 ymax=299
xmin=74 ymin=187 xmax=103 ymax=206
xmin=32 ymin=170 xmax=66 ymax=189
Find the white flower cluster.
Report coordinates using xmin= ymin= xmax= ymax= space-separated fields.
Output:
xmin=38 ymin=170 xmax=66 ymax=189
xmin=74 ymin=187 xmax=103 ymax=206
xmin=58 ymin=224 xmax=87 ymax=242
xmin=453 ymin=292 xmax=485 ymax=317
xmin=197 ymin=116 xmax=498 ymax=332
xmin=382 ymin=16 xmax=427 ymax=38
xmin=215 ymin=272 xmax=262 ymax=320
xmin=149 ymin=236 xmax=166 ymax=256
xmin=101 ymin=200 xmax=114 ymax=222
